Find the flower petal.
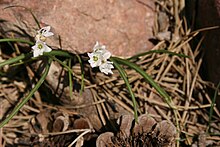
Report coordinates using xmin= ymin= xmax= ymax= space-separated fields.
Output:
xmin=102 ymin=50 xmax=111 ymax=60
xmin=99 ymin=61 xmax=114 ymax=75
xmin=43 ymin=45 xmax=52 ymax=52
xmin=44 ymin=31 xmax=54 ymax=37
xmin=33 ymin=49 xmax=42 ymax=57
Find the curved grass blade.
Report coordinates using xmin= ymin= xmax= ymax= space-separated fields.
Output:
xmin=4 ymin=5 xmax=41 ymax=29
xmin=48 ymin=55 xmax=76 ymax=77
xmin=0 ymin=38 xmax=34 ymax=45
xmin=44 ymin=50 xmax=74 ymax=58
xmin=112 ymin=57 xmax=173 ymax=108
xmin=47 ymin=51 xmax=84 ymax=94
xmin=110 ymin=58 xmax=138 ymax=122
xmin=75 ymin=54 xmax=84 ymax=95
xmin=0 ymin=53 xmax=32 ymax=68
xmin=1 ymin=50 xmax=73 ymax=68
xmin=207 ymin=81 xmax=220 ymax=133
xmin=128 ymin=49 xmax=190 ymax=60
xmin=112 ymin=57 xmax=180 ymax=145
xmin=0 ymin=58 xmax=52 ymax=128
xmin=68 ymin=59 xmax=73 ymax=99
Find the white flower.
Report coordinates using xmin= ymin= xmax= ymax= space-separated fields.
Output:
xmin=32 ymin=41 xmax=52 ymax=57
xmin=35 ymin=26 xmax=54 ymax=42
xmin=93 ymin=41 xmax=111 ymax=61
xmin=88 ymin=52 xmax=103 ymax=68
xmin=93 ymin=41 xmax=106 ymax=52
xmin=99 ymin=61 xmax=114 ymax=75
xmin=88 ymin=41 xmax=114 ymax=75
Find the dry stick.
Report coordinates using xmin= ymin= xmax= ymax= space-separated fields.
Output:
xmin=180 ymin=45 xmax=191 ymax=127
xmin=154 ymin=105 xmax=172 ymax=122
xmin=118 ymin=92 xmax=135 ymax=109
xmin=188 ymin=58 xmax=202 ymax=102
xmin=137 ymin=54 xmax=156 ymax=65
xmin=2 ymin=134 xmax=11 ymax=146
xmin=91 ymin=89 xmax=106 ymax=125
xmin=137 ymin=41 xmax=165 ymax=63
xmin=68 ymin=129 xmax=91 ymax=147
xmin=12 ymin=115 xmax=34 ymax=119
xmin=138 ymin=91 xmax=213 ymax=110
xmin=158 ymin=44 xmax=183 ymax=81
xmin=194 ymin=36 xmax=205 ymax=59
xmin=22 ymin=105 xmax=40 ymax=113
xmin=172 ymin=31 xmax=199 ymax=51
xmin=177 ymin=104 xmax=213 ymax=110
xmin=171 ymin=62 xmax=185 ymax=76
xmin=41 ymin=129 xmax=92 ymax=136
xmin=65 ymin=99 xmax=106 ymax=109
xmin=99 ymin=86 xmax=111 ymax=119
xmin=155 ymin=56 xmax=168 ymax=82
xmin=206 ymin=136 xmax=220 ymax=141
xmin=105 ymin=92 xmax=134 ymax=114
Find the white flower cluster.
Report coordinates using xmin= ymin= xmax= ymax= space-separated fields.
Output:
xmin=32 ymin=26 xmax=54 ymax=57
xmin=88 ymin=42 xmax=114 ymax=75
xmin=31 ymin=26 xmax=113 ymax=75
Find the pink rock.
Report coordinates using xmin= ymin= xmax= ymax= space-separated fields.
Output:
xmin=0 ymin=0 xmax=155 ymax=56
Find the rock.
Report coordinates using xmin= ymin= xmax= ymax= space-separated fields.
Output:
xmin=0 ymin=0 xmax=155 ymax=56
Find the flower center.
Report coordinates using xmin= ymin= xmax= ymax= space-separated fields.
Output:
xmin=93 ymin=56 xmax=99 ymax=61
xmin=38 ymin=43 xmax=43 ymax=49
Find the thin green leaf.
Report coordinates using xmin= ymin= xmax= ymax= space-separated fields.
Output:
xmin=68 ymin=59 xmax=73 ymax=99
xmin=207 ymin=81 xmax=220 ymax=133
xmin=48 ymin=55 xmax=75 ymax=77
xmin=110 ymin=58 xmax=138 ymax=122
xmin=0 ymin=53 xmax=32 ymax=68
xmin=0 ymin=38 xmax=34 ymax=45
xmin=0 ymin=58 xmax=52 ymax=128
xmin=128 ymin=49 xmax=190 ymax=60
xmin=44 ymin=50 xmax=74 ymax=58
xmin=112 ymin=57 xmax=173 ymax=109
xmin=75 ymin=54 xmax=84 ymax=95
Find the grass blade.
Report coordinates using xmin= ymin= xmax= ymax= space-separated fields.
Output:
xmin=75 ymin=54 xmax=84 ymax=95
xmin=44 ymin=50 xmax=74 ymax=58
xmin=48 ymin=55 xmax=76 ymax=77
xmin=0 ymin=58 xmax=52 ymax=128
xmin=110 ymin=58 xmax=138 ymax=122
xmin=128 ymin=49 xmax=190 ymax=60
xmin=0 ymin=53 xmax=32 ymax=68
xmin=207 ymin=81 xmax=220 ymax=132
xmin=68 ymin=59 xmax=73 ymax=99
xmin=0 ymin=38 xmax=34 ymax=45
xmin=112 ymin=57 xmax=173 ymax=108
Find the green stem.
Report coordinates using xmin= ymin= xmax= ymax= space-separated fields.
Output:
xmin=0 ymin=58 xmax=52 ymax=128
xmin=0 ymin=38 xmax=34 ymax=45
xmin=75 ymin=54 xmax=84 ymax=95
xmin=207 ymin=82 xmax=220 ymax=133
xmin=68 ymin=59 xmax=73 ymax=99
xmin=44 ymin=50 xmax=74 ymax=58
xmin=0 ymin=53 xmax=32 ymax=68
xmin=128 ymin=49 xmax=190 ymax=60
xmin=110 ymin=58 xmax=138 ymax=122
xmin=112 ymin=57 xmax=173 ymax=108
